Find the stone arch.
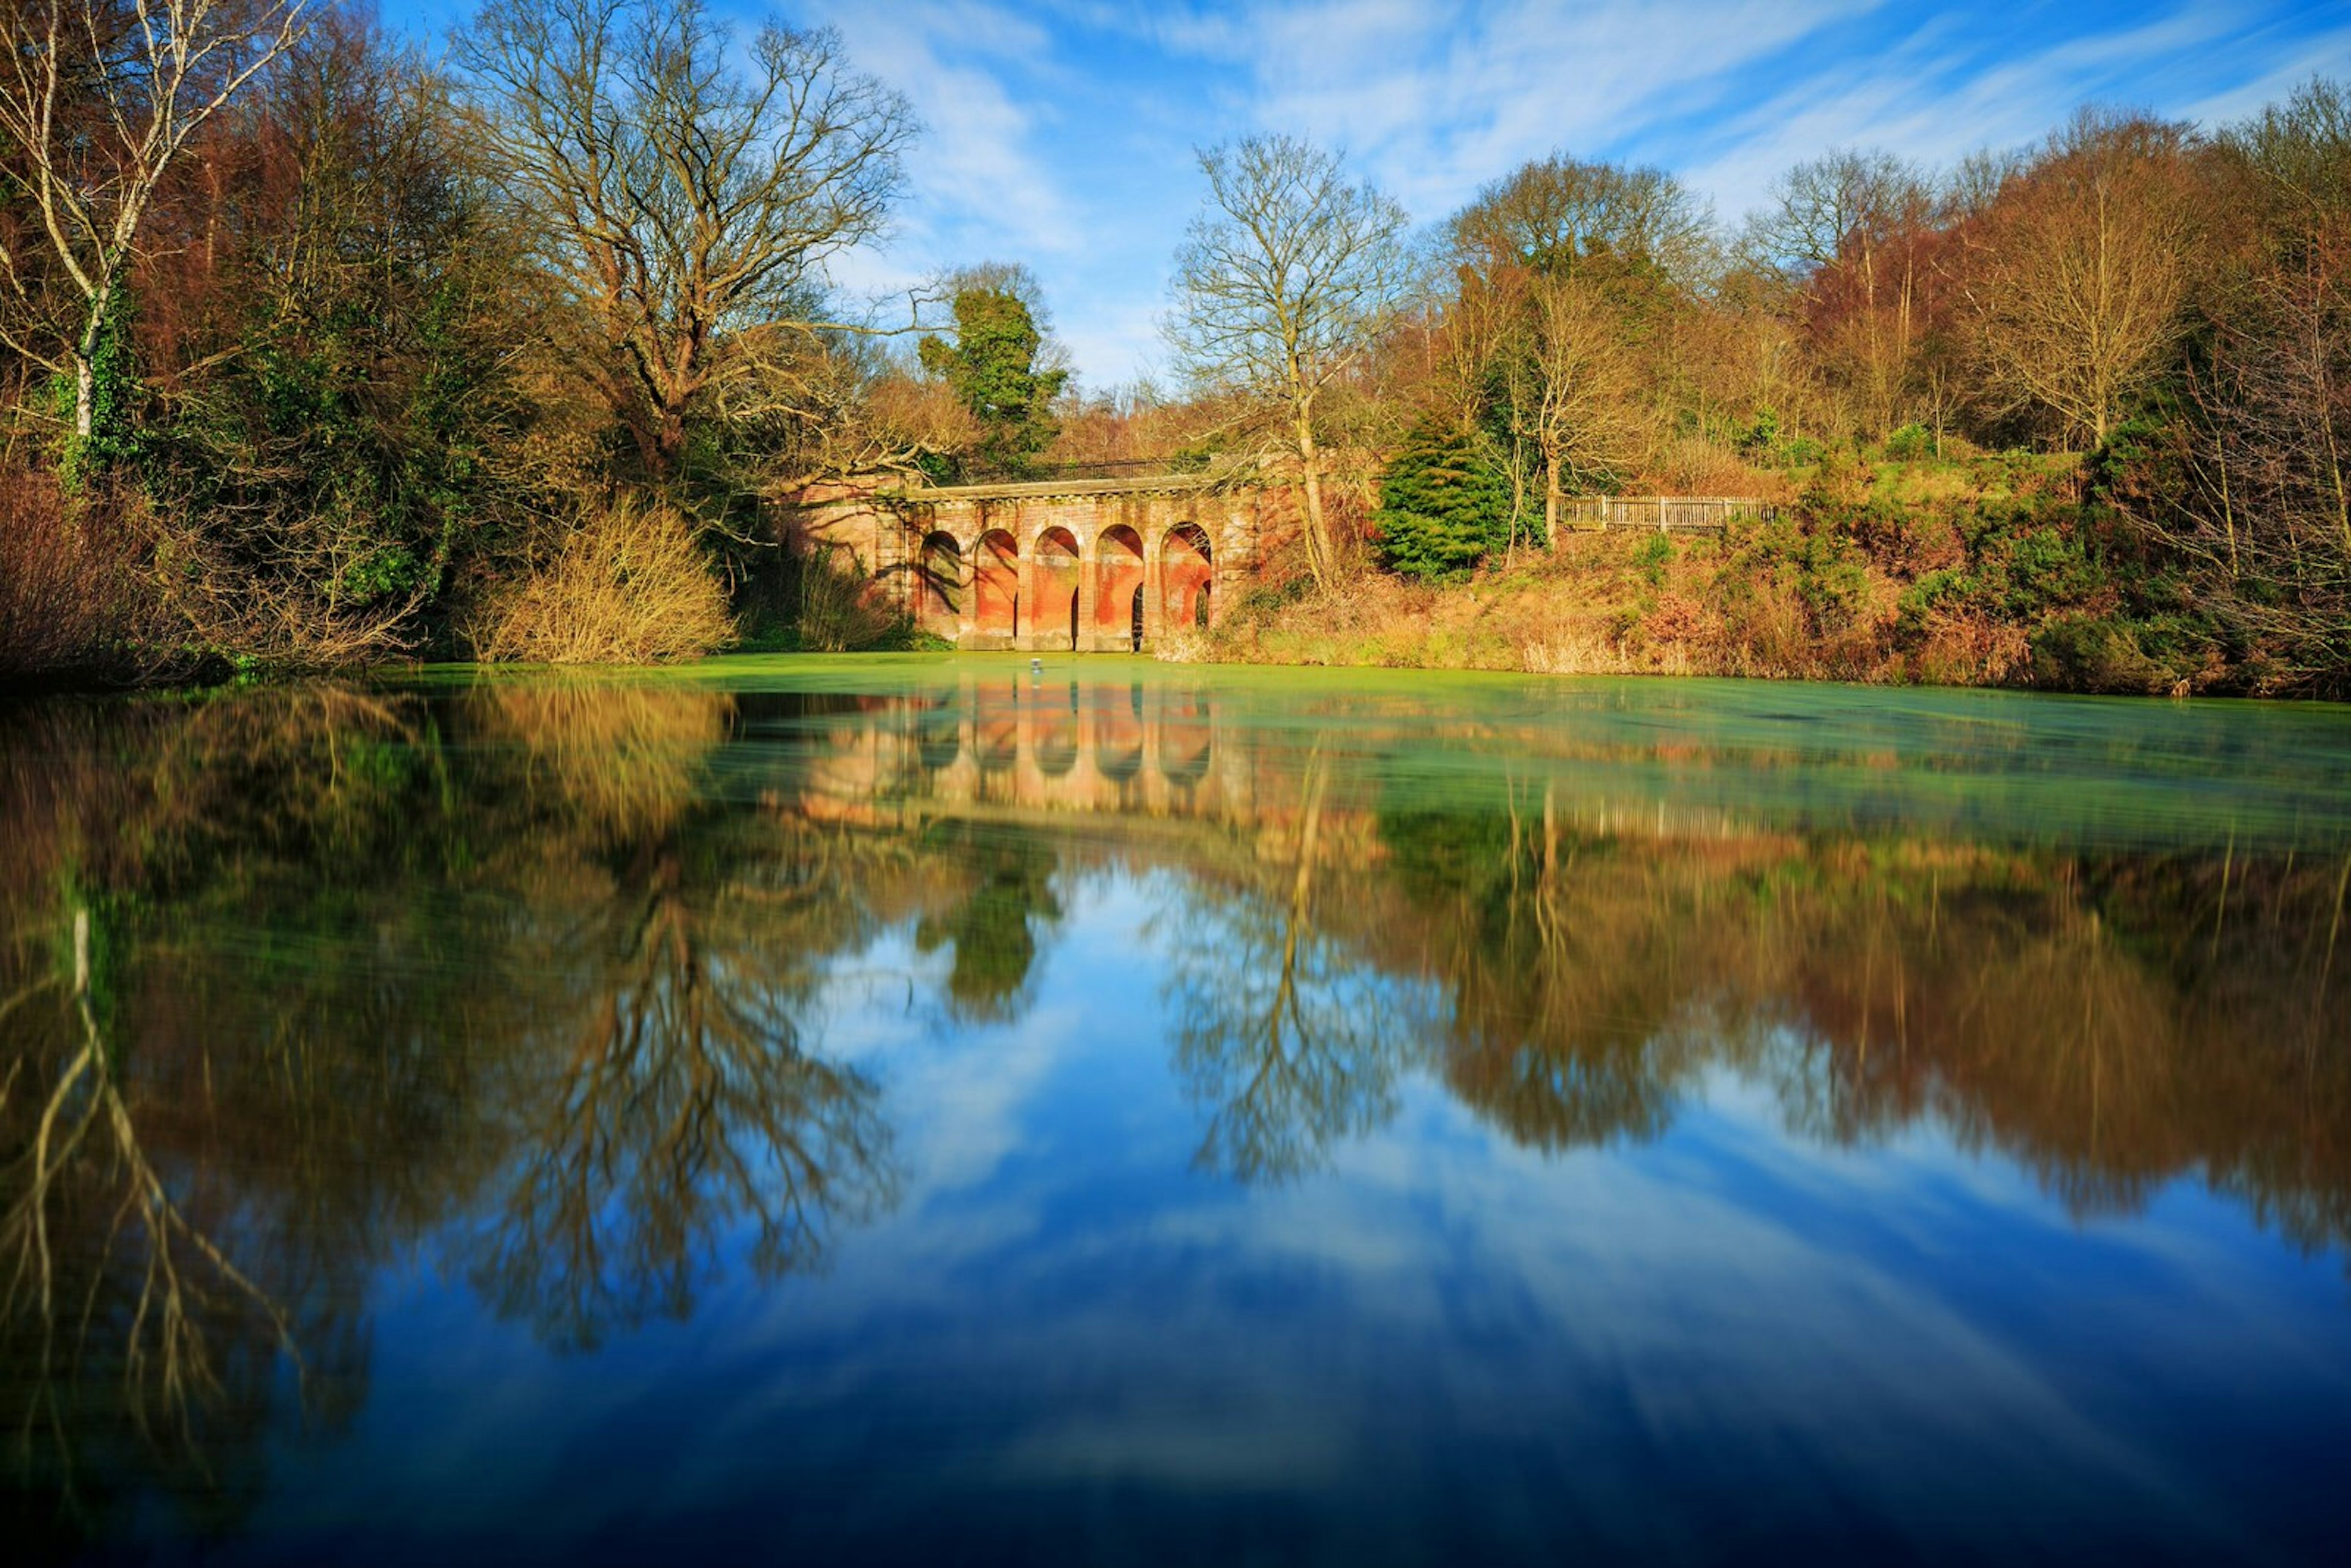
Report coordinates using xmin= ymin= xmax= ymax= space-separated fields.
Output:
xmin=917 ymin=531 xmax=962 ymax=628
xmin=973 ymin=528 xmax=1019 ymax=638
xmin=1095 ymin=713 xmax=1144 ymax=784
xmin=1092 ymin=524 xmax=1146 ymax=647
xmin=1157 ymin=692 xmax=1213 ymax=787
xmin=1033 ymin=688 xmax=1079 ymax=778
xmin=1031 ymin=526 xmax=1081 ymax=651
xmin=973 ymin=681 xmax=1020 ymax=780
xmin=1160 ymin=523 xmax=1214 ymax=631
xmin=917 ymin=703 xmax=960 ymax=772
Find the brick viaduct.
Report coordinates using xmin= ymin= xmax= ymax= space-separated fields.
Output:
xmin=788 ymin=472 xmax=1288 ymax=653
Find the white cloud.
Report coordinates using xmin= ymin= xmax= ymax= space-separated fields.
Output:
xmin=805 ymin=0 xmax=1087 ymax=263
xmin=1123 ymin=0 xmax=1881 ymax=216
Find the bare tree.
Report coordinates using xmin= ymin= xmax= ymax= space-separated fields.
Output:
xmin=1752 ymin=148 xmax=1925 ymax=277
xmin=454 ymin=0 xmax=915 ymax=484
xmin=1956 ymin=111 xmax=2202 ymax=448
xmin=1408 ymin=263 xmax=1520 ymax=437
xmin=0 ymin=0 xmax=312 ymax=451
xmin=1506 ymin=273 xmax=1649 ymax=538
xmin=2170 ymin=252 xmax=2351 ymax=686
xmin=1451 ymin=152 xmax=1714 ymax=284
xmin=1942 ymin=145 xmax=2028 ymax=225
xmin=2137 ymin=81 xmax=2351 ymax=693
xmin=1168 ymin=135 xmax=1411 ymax=588
xmin=1749 ymin=148 xmax=1939 ymax=437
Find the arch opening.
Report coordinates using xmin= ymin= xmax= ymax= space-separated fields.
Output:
xmin=1032 ymin=527 xmax=1080 ymax=651
xmin=1033 ymin=689 xmax=1079 ymax=777
xmin=1092 ymin=525 xmax=1146 ymax=647
xmin=1158 ymin=692 xmax=1213 ymax=787
xmin=917 ymin=531 xmax=962 ymax=628
xmin=1160 ymin=523 xmax=1214 ymax=634
xmin=974 ymin=528 xmax=1020 ymax=638
xmin=971 ymin=683 xmax=1021 ymax=775
xmin=917 ymin=705 xmax=961 ymax=772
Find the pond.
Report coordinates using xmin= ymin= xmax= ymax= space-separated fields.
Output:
xmin=3 ymin=656 xmax=2349 ymax=1564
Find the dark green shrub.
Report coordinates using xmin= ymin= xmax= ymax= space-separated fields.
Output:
xmin=1737 ymin=406 xmax=1780 ymax=454
xmin=2028 ymin=612 xmax=2218 ymax=692
xmin=1374 ymin=422 xmax=1513 ymax=580
xmin=1893 ymin=568 xmax=1971 ymax=648
xmin=1798 ymin=533 xmax=1872 ymax=633
xmin=1883 ymin=423 xmax=1933 ymax=461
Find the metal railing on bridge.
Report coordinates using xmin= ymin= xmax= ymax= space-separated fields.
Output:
xmin=1557 ymin=497 xmax=1776 ymax=534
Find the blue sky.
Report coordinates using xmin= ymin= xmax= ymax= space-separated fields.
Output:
xmin=391 ymin=0 xmax=2351 ymax=389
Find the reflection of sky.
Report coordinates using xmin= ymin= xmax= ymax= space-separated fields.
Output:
xmin=244 ymin=869 xmax=2351 ymax=1566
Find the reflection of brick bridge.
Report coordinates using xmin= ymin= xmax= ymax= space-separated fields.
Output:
xmin=789 ymin=473 xmax=1289 ymax=653
xmin=798 ymin=679 xmax=1262 ymax=823
xmin=784 ymin=677 xmax=1768 ymax=846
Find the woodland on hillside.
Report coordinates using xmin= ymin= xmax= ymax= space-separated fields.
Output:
xmin=2 ymin=0 xmax=2347 ymax=693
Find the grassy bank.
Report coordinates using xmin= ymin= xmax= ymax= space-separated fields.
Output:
xmin=1195 ymin=452 xmax=2260 ymax=697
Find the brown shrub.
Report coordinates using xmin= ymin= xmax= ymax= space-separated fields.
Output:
xmin=465 ymin=498 xmax=735 ymax=664
xmin=783 ymin=538 xmax=921 ymax=651
xmin=0 ymin=470 xmax=167 ymax=681
xmin=151 ymin=519 xmax=429 ymax=671
xmin=1643 ymin=590 xmax=1712 ymax=643
xmin=1647 ymin=437 xmax=1790 ymax=500
xmin=1911 ymin=611 xmax=2032 ymax=687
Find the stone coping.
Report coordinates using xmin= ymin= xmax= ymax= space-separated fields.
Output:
xmin=870 ymin=472 xmax=1219 ymax=504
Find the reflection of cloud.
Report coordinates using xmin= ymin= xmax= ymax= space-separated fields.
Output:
xmin=718 ymin=948 xmax=2301 ymax=1548
xmin=1128 ymin=1083 xmax=2267 ymax=1554
xmin=802 ymin=880 xmax=1125 ymax=1243
xmin=291 ymin=844 xmax=2350 ymax=1557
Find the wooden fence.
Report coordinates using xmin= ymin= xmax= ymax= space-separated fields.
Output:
xmin=1556 ymin=497 xmax=1775 ymax=534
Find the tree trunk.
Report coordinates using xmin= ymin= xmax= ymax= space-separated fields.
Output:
xmin=1544 ymin=448 xmax=1561 ymax=541
xmin=1295 ymin=410 xmax=1333 ymax=587
xmin=73 ymin=355 xmax=96 ymax=445
xmin=658 ymin=401 xmax=689 ymax=481
xmin=72 ymin=280 xmax=110 ymax=445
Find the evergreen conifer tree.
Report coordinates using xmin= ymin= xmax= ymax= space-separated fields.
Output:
xmin=1373 ymin=424 xmax=1513 ymax=579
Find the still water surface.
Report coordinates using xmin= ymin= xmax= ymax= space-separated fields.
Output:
xmin=4 ymin=657 xmax=2350 ymax=1564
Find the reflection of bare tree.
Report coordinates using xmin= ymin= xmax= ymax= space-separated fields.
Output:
xmin=466 ymin=822 xmax=897 ymax=1351
xmin=0 ymin=678 xmax=918 ymax=1539
xmin=2 ymin=911 xmax=304 ymax=1537
xmin=1376 ymin=793 xmax=2351 ymax=1257
xmin=463 ymin=679 xmax=735 ymax=849
xmin=1385 ymin=782 xmax=1695 ymax=1152
xmin=1162 ymin=757 xmax=1418 ymax=1182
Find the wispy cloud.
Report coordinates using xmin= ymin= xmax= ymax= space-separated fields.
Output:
xmin=1104 ymin=0 xmax=1878 ymax=214
xmin=804 ymin=0 xmax=1084 ymax=260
